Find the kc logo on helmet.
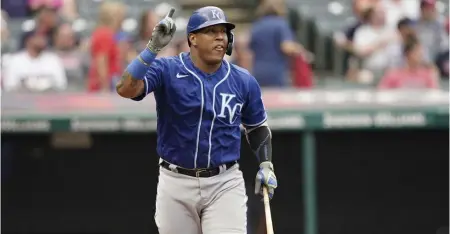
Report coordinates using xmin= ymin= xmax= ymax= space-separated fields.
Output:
xmin=211 ymin=10 xmax=222 ymax=19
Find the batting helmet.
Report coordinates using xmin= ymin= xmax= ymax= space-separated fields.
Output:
xmin=186 ymin=6 xmax=235 ymax=56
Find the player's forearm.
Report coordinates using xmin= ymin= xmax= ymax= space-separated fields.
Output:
xmin=116 ymin=72 xmax=145 ymax=98
xmin=245 ymin=123 xmax=272 ymax=162
xmin=117 ymin=48 xmax=158 ymax=98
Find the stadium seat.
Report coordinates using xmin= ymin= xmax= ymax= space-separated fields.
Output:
xmin=313 ymin=13 xmax=353 ymax=71
xmin=296 ymin=1 xmax=352 ymax=55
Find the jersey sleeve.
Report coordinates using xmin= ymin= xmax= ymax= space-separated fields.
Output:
xmin=131 ymin=58 xmax=166 ymax=101
xmin=241 ymin=75 xmax=268 ymax=127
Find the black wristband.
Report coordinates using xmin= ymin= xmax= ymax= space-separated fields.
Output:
xmin=246 ymin=125 xmax=272 ymax=163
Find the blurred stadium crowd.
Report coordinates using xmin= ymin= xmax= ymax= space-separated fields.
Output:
xmin=333 ymin=0 xmax=449 ymax=88
xmin=0 ymin=0 xmax=448 ymax=93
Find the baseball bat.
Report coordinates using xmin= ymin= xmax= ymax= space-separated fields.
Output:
xmin=262 ymin=186 xmax=274 ymax=234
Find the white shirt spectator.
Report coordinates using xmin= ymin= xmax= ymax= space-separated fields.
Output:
xmin=353 ymin=25 xmax=396 ymax=74
xmin=381 ymin=0 xmax=420 ymax=28
xmin=3 ymin=51 xmax=67 ymax=92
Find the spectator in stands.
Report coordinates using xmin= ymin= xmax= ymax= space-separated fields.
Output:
xmin=28 ymin=0 xmax=78 ymax=21
xmin=381 ymin=0 xmax=420 ymax=29
xmin=435 ymin=18 xmax=449 ymax=78
xmin=333 ymin=5 xmax=373 ymax=79
xmin=19 ymin=6 xmax=59 ymax=49
xmin=53 ymin=23 xmax=88 ymax=90
xmin=387 ymin=17 xmax=422 ymax=67
xmin=378 ymin=38 xmax=439 ymax=89
xmin=3 ymin=32 xmax=67 ymax=92
xmin=352 ymin=6 xmax=396 ymax=82
xmin=249 ymin=0 xmax=307 ymax=87
xmin=414 ymin=0 xmax=448 ymax=65
xmin=88 ymin=1 xmax=125 ymax=93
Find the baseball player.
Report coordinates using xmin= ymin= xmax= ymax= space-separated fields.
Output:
xmin=116 ymin=6 xmax=277 ymax=234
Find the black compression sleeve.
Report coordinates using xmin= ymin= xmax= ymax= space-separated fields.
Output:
xmin=246 ymin=125 xmax=272 ymax=163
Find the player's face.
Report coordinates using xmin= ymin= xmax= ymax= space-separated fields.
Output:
xmin=192 ymin=24 xmax=228 ymax=64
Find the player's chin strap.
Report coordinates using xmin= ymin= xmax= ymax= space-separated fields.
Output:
xmin=244 ymin=121 xmax=272 ymax=163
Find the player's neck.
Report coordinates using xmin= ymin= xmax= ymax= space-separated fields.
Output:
xmin=189 ymin=53 xmax=221 ymax=74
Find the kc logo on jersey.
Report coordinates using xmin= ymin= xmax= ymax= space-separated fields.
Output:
xmin=217 ymin=93 xmax=243 ymax=124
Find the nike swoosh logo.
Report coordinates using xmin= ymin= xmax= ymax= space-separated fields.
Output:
xmin=176 ymin=73 xmax=189 ymax=78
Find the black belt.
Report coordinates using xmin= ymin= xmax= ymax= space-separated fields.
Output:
xmin=160 ymin=160 xmax=237 ymax=178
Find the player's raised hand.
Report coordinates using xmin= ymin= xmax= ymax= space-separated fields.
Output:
xmin=255 ymin=161 xmax=278 ymax=199
xmin=147 ymin=8 xmax=177 ymax=53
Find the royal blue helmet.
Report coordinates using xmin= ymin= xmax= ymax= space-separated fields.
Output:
xmin=187 ymin=6 xmax=235 ymax=34
xmin=186 ymin=6 xmax=235 ymax=55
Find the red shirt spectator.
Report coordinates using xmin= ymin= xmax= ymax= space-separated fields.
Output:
xmin=87 ymin=1 xmax=125 ymax=92
xmin=379 ymin=39 xmax=438 ymax=89
xmin=379 ymin=66 xmax=438 ymax=89
xmin=88 ymin=27 xmax=120 ymax=92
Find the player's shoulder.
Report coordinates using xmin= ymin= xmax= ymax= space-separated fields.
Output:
xmin=228 ymin=63 xmax=260 ymax=89
xmin=229 ymin=63 xmax=253 ymax=80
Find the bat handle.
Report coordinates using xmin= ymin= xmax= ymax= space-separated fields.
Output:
xmin=263 ymin=186 xmax=274 ymax=234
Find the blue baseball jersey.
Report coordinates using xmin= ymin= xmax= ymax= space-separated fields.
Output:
xmin=132 ymin=52 xmax=267 ymax=169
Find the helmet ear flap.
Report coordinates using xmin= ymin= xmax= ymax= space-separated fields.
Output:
xmin=226 ymin=31 xmax=234 ymax=56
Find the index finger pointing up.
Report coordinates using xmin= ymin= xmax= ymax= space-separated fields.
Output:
xmin=166 ymin=8 xmax=175 ymax=18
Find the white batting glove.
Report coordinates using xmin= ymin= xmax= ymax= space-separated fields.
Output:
xmin=147 ymin=8 xmax=177 ymax=53
xmin=255 ymin=161 xmax=278 ymax=199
